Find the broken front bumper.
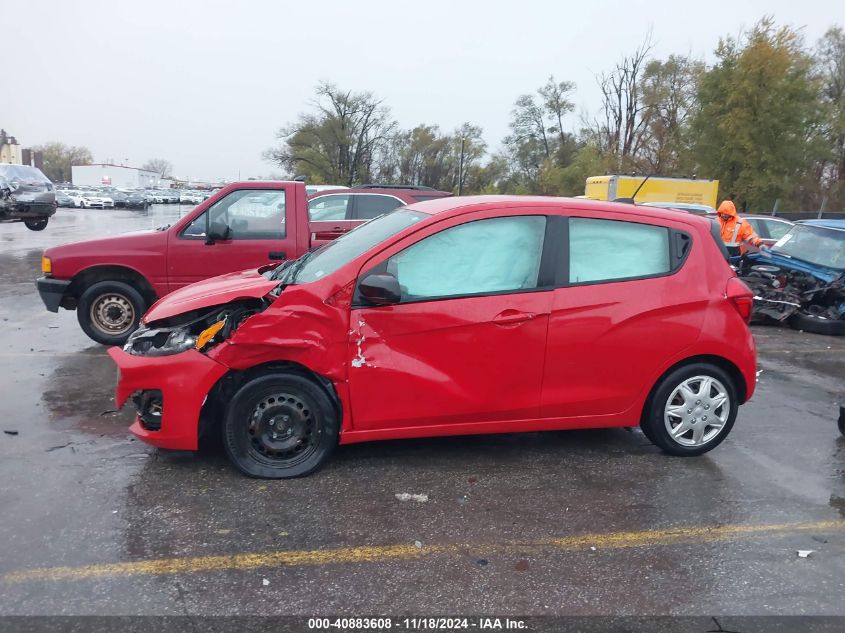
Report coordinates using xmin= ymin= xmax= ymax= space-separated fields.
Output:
xmin=108 ymin=347 xmax=229 ymax=450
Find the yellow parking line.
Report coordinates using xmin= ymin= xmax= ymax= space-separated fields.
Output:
xmin=2 ymin=519 xmax=841 ymax=584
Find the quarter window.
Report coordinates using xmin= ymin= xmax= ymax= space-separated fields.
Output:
xmin=183 ymin=189 xmax=286 ymax=239
xmin=356 ymin=194 xmax=404 ymax=220
xmin=386 ymin=216 xmax=546 ymax=301
xmin=569 ymin=218 xmax=671 ymax=283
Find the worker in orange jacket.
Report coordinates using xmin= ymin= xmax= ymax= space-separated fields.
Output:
xmin=717 ymin=200 xmax=767 ymax=255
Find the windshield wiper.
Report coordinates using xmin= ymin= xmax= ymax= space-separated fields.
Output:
xmin=283 ymin=250 xmax=316 ymax=284
xmin=269 ymin=251 xmax=314 ymax=282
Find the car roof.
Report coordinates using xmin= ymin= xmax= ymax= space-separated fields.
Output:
xmin=309 ymin=187 xmax=452 ymax=200
xmin=406 ymin=195 xmax=713 ymax=226
xmin=641 ymin=201 xmax=715 ymax=212
xmin=741 ymin=214 xmax=793 ymax=221
xmin=799 ymin=219 xmax=845 ymax=231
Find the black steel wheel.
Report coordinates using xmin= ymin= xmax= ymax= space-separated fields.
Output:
xmin=223 ymin=373 xmax=338 ymax=478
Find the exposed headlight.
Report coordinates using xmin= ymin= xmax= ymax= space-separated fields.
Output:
xmin=124 ymin=326 xmax=197 ymax=356
xmin=8 ymin=181 xmax=19 ymax=192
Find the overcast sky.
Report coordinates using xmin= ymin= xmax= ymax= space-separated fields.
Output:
xmin=2 ymin=0 xmax=840 ymax=182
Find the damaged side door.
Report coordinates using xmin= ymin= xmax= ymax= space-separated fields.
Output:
xmin=347 ymin=212 xmax=554 ymax=432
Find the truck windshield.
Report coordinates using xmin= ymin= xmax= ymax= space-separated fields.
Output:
xmin=772 ymin=224 xmax=845 ymax=270
xmin=281 ymin=209 xmax=428 ymax=284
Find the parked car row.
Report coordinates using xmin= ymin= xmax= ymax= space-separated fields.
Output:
xmin=55 ymin=186 xmax=216 ymax=209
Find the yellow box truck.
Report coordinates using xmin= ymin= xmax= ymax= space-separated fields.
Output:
xmin=585 ymin=175 xmax=719 ymax=208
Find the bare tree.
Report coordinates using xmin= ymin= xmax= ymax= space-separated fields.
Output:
xmin=142 ymin=158 xmax=173 ymax=178
xmin=265 ymin=82 xmax=396 ymax=186
xmin=593 ymin=34 xmax=655 ymax=169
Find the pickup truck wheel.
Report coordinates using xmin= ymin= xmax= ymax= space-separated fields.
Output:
xmin=641 ymin=363 xmax=738 ymax=456
xmin=223 ymin=374 xmax=339 ymax=479
xmin=24 ymin=218 xmax=48 ymax=231
xmin=77 ymin=281 xmax=146 ymax=346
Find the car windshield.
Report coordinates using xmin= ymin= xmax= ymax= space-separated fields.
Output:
xmin=772 ymin=224 xmax=845 ymax=270
xmin=0 ymin=165 xmax=51 ymax=183
xmin=276 ymin=209 xmax=428 ymax=284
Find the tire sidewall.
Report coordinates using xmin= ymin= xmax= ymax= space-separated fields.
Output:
xmin=223 ymin=374 xmax=338 ymax=479
xmin=77 ymin=280 xmax=146 ymax=346
xmin=788 ymin=311 xmax=845 ymax=336
xmin=24 ymin=218 xmax=48 ymax=231
xmin=643 ymin=363 xmax=738 ymax=456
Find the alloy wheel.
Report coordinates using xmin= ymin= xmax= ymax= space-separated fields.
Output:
xmin=663 ymin=375 xmax=731 ymax=447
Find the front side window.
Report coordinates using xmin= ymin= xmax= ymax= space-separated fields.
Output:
xmin=356 ymin=194 xmax=404 ymax=220
xmin=183 ymin=189 xmax=286 ymax=239
xmin=309 ymin=194 xmax=350 ymax=221
xmin=569 ymin=218 xmax=671 ymax=284
xmin=386 ymin=216 xmax=546 ymax=301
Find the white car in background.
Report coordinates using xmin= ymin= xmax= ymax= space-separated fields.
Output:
xmin=65 ymin=191 xmax=88 ymax=207
xmin=80 ymin=192 xmax=115 ymax=209
xmin=180 ymin=191 xmax=203 ymax=204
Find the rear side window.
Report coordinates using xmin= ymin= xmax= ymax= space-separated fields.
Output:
xmin=355 ymin=194 xmax=404 ymax=220
xmin=569 ymin=218 xmax=671 ymax=284
xmin=764 ymin=220 xmax=792 ymax=240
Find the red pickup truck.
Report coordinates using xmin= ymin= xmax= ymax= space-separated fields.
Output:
xmin=38 ymin=181 xmax=328 ymax=345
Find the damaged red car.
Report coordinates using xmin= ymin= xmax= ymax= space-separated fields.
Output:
xmin=109 ymin=196 xmax=757 ymax=478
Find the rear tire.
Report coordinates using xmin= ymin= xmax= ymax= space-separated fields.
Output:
xmin=223 ymin=373 xmax=338 ymax=478
xmin=77 ymin=280 xmax=146 ymax=346
xmin=787 ymin=311 xmax=845 ymax=336
xmin=641 ymin=363 xmax=738 ymax=456
xmin=24 ymin=218 xmax=48 ymax=231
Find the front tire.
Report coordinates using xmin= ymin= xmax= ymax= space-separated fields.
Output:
xmin=77 ymin=280 xmax=146 ymax=345
xmin=223 ymin=374 xmax=339 ymax=478
xmin=641 ymin=363 xmax=738 ymax=456
xmin=24 ymin=218 xmax=48 ymax=231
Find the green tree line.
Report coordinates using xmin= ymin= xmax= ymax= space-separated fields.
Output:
xmin=266 ymin=18 xmax=845 ymax=212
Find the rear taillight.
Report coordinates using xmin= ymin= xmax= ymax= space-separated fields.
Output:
xmin=726 ymin=277 xmax=754 ymax=324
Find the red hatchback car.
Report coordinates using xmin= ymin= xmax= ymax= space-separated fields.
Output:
xmin=110 ymin=196 xmax=757 ymax=478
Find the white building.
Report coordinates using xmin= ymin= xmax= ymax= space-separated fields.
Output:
xmin=72 ymin=164 xmax=164 ymax=189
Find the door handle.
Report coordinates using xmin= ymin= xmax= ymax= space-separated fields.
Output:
xmin=268 ymin=251 xmax=287 ymax=260
xmin=493 ymin=310 xmax=536 ymax=325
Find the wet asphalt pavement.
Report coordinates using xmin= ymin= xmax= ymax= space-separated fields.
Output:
xmin=0 ymin=206 xmax=843 ymax=617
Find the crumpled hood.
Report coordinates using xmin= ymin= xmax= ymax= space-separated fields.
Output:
xmin=144 ymin=269 xmax=278 ymax=323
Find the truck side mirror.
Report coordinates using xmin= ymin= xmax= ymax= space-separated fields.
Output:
xmin=358 ymin=273 xmax=401 ymax=306
xmin=206 ymin=221 xmax=231 ymax=244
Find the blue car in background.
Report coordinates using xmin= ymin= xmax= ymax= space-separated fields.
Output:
xmin=738 ymin=219 xmax=845 ymax=335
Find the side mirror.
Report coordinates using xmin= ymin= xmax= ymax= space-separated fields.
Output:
xmin=358 ymin=272 xmax=401 ymax=306
xmin=206 ymin=221 xmax=231 ymax=244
